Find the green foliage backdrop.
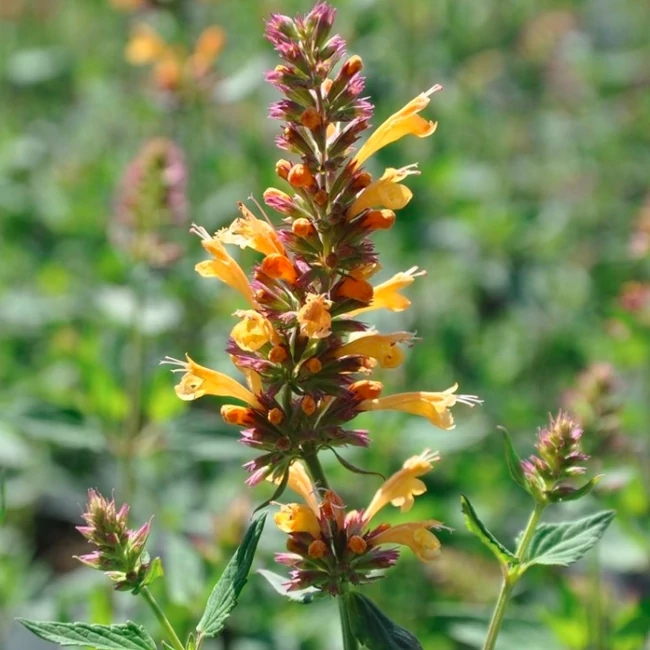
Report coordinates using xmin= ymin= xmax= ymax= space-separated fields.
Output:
xmin=1 ymin=0 xmax=649 ymax=648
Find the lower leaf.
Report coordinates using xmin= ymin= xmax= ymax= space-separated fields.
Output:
xmin=347 ymin=592 xmax=423 ymax=650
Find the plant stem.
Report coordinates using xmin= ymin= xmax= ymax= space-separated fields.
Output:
xmin=302 ymin=450 xmax=330 ymax=490
xmin=141 ymin=587 xmax=185 ymax=650
xmin=515 ymin=503 xmax=546 ymax=563
xmin=482 ymin=503 xmax=546 ymax=650
xmin=482 ymin=580 xmax=514 ymax=650
xmin=338 ymin=592 xmax=358 ymax=650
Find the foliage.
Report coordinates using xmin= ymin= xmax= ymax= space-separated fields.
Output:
xmin=1 ymin=0 xmax=649 ymax=649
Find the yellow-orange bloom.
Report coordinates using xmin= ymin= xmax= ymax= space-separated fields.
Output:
xmin=334 ymin=331 xmax=414 ymax=368
xmin=346 ymin=266 xmax=425 ymax=317
xmin=274 ymin=504 xmax=321 ymax=538
xmin=371 ymin=521 xmax=441 ymax=562
xmin=334 ymin=276 xmax=374 ymax=303
xmin=163 ymin=355 xmax=260 ymax=407
xmin=297 ymin=293 xmax=332 ymax=339
xmin=272 ymin=453 xmax=444 ymax=563
xmin=218 ymin=202 xmax=285 ymax=256
xmin=221 ymin=405 xmax=256 ymax=427
xmin=230 ymin=310 xmax=278 ymax=352
xmin=189 ymin=25 xmax=226 ymax=76
xmin=347 ymin=165 xmax=419 ymax=219
xmin=270 ymin=460 xmax=320 ymax=516
xmin=261 ymin=253 xmax=298 ymax=284
xmin=353 ymin=85 xmax=441 ymax=166
xmin=125 ymin=24 xmax=166 ymax=65
xmin=364 ymin=450 xmax=440 ymax=521
xmin=191 ymin=224 xmax=255 ymax=306
xmin=359 ymin=384 xmax=482 ymax=430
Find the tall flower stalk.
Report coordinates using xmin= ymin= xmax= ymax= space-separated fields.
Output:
xmin=164 ymin=2 xmax=480 ymax=644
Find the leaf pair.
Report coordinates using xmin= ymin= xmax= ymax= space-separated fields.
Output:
xmin=462 ymin=494 xmax=615 ymax=571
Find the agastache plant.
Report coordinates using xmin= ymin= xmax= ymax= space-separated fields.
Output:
xmin=462 ymin=412 xmax=614 ymax=650
xmin=18 ymin=4 xmax=615 ymax=650
xmin=162 ymin=3 xmax=480 ymax=490
xmin=158 ymin=2 xmax=481 ymax=644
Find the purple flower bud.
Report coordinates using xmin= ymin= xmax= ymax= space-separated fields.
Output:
xmin=521 ymin=411 xmax=594 ymax=504
xmin=76 ymin=489 xmax=157 ymax=592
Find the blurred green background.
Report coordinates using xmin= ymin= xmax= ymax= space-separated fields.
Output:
xmin=1 ymin=0 xmax=649 ymax=648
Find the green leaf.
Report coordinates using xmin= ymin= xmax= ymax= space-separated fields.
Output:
xmin=523 ymin=510 xmax=616 ymax=568
xmin=17 ymin=620 xmax=156 ymax=650
xmin=196 ymin=509 xmax=267 ymax=637
xmin=460 ymin=495 xmax=518 ymax=567
xmin=257 ymin=569 xmax=319 ymax=604
xmin=140 ymin=556 xmax=164 ymax=590
xmin=499 ymin=427 xmax=528 ymax=492
xmin=348 ymin=592 xmax=423 ymax=650
xmin=331 ymin=448 xmax=385 ymax=479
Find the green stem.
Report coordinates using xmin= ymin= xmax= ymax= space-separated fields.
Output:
xmin=141 ymin=587 xmax=185 ymax=650
xmin=515 ymin=503 xmax=546 ymax=563
xmin=338 ymin=592 xmax=358 ymax=650
xmin=482 ymin=503 xmax=546 ymax=650
xmin=482 ymin=580 xmax=514 ymax=650
xmin=302 ymin=450 xmax=330 ymax=490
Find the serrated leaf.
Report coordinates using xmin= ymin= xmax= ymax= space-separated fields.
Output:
xmin=348 ymin=592 xmax=423 ymax=650
xmin=17 ymin=620 xmax=156 ymax=650
xmin=257 ymin=569 xmax=319 ymax=604
xmin=460 ymin=495 xmax=517 ymax=567
xmin=499 ymin=427 xmax=528 ymax=492
xmin=523 ymin=510 xmax=615 ymax=568
xmin=196 ymin=509 xmax=267 ymax=637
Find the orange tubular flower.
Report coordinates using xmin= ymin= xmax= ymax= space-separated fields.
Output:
xmin=297 ymin=293 xmax=333 ymax=339
xmin=364 ymin=450 xmax=439 ymax=520
xmin=347 ymin=166 xmax=420 ymax=219
xmin=261 ymin=253 xmax=298 ymax=284
xmin=346 ymin=266 xmax=426 ymax=317
xmin=189 ymin=25 xmax=226 ymax=77
xmin=191 ymin=224 xmax=256 ymax=306
xmin=334 ymin=276 xmax=374 ymax=303
xmin=218 ymin=202 xmax=285 ymax=256
xmin=370 ymin=522 xmax=441 ymax=562
xmin=334 ymin=331 xmax=414 ymax=369
xmin=230 ymin=310 xmax=279 ymax=351
xmin=353 ymin=85 xmax=442 ymax=167
xmin=125 ymin=25 xmax=166 ymax=66
xmin=359 ymin=384 xmax=482 ymax=430
xmin=221 ymin=405 xmax=256 ymax=427
xmin=162 ymin=355 xmax=261 ymax=407
xmin=273 ymin=451 xmax=444 ymax=580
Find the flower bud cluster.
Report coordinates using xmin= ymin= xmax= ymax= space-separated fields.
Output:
xmin=75 ymin=489 xmax=154 ymax=592
xmin=563 ymin=363 xmax=623 ymax=448
xmin=274 ymin=452 xmax=443 ymax=594
xmin=113 ymin=138 xmax=187 ymax=266
xmin=521 ymin=412 xmax=594 ymax=503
